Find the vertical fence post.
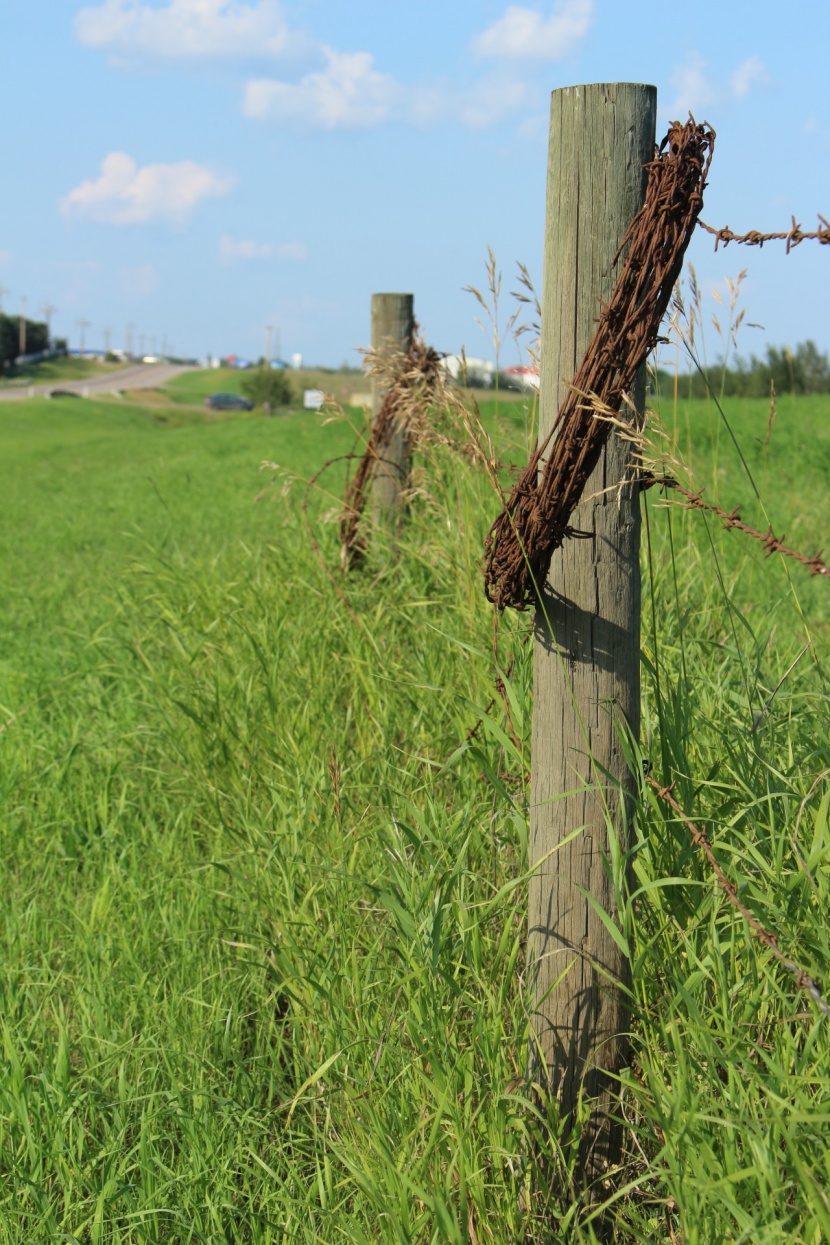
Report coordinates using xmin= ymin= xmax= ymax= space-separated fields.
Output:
xmin=528 ymin=83 xmax=656 ymax=1186
xmin=371 ymin=292 xmax=414 ymax=523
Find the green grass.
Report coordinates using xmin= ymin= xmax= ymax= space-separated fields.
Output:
xmin=0 ymin=356 xmax=123 ymax=387
xmin=163 ymin=366 xmax=250 ymax=405
xmin=1 ymin=390 xmax=828 ymax=1242
xmin=163 ymin=367 xmax=370 ymax=410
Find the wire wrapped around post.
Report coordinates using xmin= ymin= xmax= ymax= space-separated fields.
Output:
xmin=483 ymin=117 xmax=715 ymax=612
xmin=339 ymin=338 xmax=443 ymax=570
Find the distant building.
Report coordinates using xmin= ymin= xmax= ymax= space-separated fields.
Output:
xmin=441 ymin=355 xmax=495 ymax=387
xmin=502 ymin=365 xmax=540 ymax=392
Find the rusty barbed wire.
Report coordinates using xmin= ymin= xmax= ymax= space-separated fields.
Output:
xmin=483 ymin=117 xmax=716 ymax=612
xmin=338 ymin=335 xmax=504 ymax=571
xmin=645 ymin=476 xmax=830 ymax=578
xmin=339 ymin=337 xmax=444 ymax=570
xmin=699 ymin=214 xmax=830 ymax=252
xmin=647 ymin=776 xmax=830 ymax=1020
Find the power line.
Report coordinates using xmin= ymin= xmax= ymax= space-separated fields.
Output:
xmin=41 ymin=303 xmax=57 ymax=342
xmin=77 ymin=318 xmax=91 ymax=354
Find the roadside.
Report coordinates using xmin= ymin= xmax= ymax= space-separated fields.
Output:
xmin=0 ymin=361 xmax=199 ymax=402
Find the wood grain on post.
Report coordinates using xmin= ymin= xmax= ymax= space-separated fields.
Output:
xmin=371 ymin=293 xmax=414 ymax=522
xmin=529 ymin=83 xmax=656 ymax=1183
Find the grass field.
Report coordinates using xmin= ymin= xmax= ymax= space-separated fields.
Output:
xmin=163 ymin=366 xmax=372 ymax=410
xmin=1 ymin=381 xmax=828 ymax=1243
xmin=0 ymin=357 xmax=125 ymax=388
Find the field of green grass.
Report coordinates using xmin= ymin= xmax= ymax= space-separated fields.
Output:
xmin=0 ymin=357 xmax=124 ymax=388
xmin=164 ymin=366 xmax=372 ymax=410
xmin=1 ymin=385 xmax=828 ymax=1243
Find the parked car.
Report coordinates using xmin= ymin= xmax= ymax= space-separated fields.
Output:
xmin=204 ymin=393 xmax=253 ymax=411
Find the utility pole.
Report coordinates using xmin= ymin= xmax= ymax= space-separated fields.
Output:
xmin=0 ymin=285 xmax=9 ymax=313
xmin=77 ymin=318 xmax=91 ymax=355
xmin=19 ymin=296 xmax=27 ymax=356
xmin=41 ymin=303 xmax=57 ymax=345
xmin=104 ymin=326 xmax=112 ymax=354
xmin=126 ymin=323 xmax=134 ymax=358
xmin=139 ymin=334 xmax=145 ymax=357
xmin=265 ymin=324 xmax=273 ymax=367
xmin=274 ymin=325 xmax=281 ymax=364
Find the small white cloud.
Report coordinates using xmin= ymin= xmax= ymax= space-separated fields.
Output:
xmin=472 ymin=0 xmax=593 ymax=61
xmin=408 ymin=82 xmax=450 ymax=127
xmin=219 ymin=235 xmax=307 ymax=264
xmin=667 ymin=54 xmax=716 ymax=118
xmin=516 ymin=112 xmax=547 ymax=142
xmin=730 ymin=56 xmax=768 ymax=98
xmin=668 ymin=52 xmax=770 ymax=119
xmin=804 ymin=116 xmax=830 ymax=148
xmin=74 ymin=0 xmax=302 ymax=62
xmin=244 ymin=47 xmax=398 ymax=128
xmin=460 ymin=78 xmax=528 ymax=128
xmin=123 ymin=263 xmax=160 ymax=296
xmin=61 ymin=152 xmax=233 ymax=225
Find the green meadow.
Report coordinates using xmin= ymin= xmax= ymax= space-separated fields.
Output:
xmin=0 ymin=357 xmax=124 ymax=389
xmin=1 ymin=383 xmax=828 ymax=1243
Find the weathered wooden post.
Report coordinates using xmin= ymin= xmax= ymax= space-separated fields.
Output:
xmin=371 ymin=292 xmax=414 ymax=523
xmin=528 ymin=83 xmax=656 ymax=1186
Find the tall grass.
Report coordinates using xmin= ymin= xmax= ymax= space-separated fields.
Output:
xmin=0 ymin=381 xmax=828 ymax=1242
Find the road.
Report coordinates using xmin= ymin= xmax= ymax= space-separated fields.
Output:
xmin=0 ymin=362 xmax=198 ymax=402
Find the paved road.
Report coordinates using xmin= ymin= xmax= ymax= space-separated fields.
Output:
xmin=0 ymin=362 xmax=198 ymax=402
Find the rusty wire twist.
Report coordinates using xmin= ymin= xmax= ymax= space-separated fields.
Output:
xmin=339 ymin=337 xmax=443 ymax=570
xmin=483 ymin=118 xmax=716 ymax=612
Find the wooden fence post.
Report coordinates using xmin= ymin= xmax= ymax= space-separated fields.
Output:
xmin=528 ymin=83 xmax=656 ymax=1186
xmin=371 ymin=292 xmax=414 ymax=523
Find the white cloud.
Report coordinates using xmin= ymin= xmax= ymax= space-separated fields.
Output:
xmin=803 ymin=115 xmax=830 ymax=153
xmin=123 ymin=263 xmax=160 ymax=296
xmin=472 ymin=0 xmax=593 ymax=61
xmin=244 ymin=47 xmax=398 ymax=128
xmin=460 ymin=78 xmax=528 ymax=128
xmin=667 ymin=54 xmax=716 ymax=118
xmin=244 ymin=58 xmax=529 ymax=132
xmin=731 ymin=56 xmax=768 ymax=98
xmin=60 ymin=152 xmax=233 ymax=224
xmin=74 ymin=0 xmax=303 ymax=61
xmin=668 ymin=52 xmax=770 ymax=118
xmin=219 ymin=235 xmax=307 ymax=263
xmin=516 ymin=112 xmax=547 ymax=143
xmin=0 ymin=249 xmax=11 ymax=264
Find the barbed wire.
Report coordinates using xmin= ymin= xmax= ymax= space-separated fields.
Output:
xmin=699 ymin=214 xmax=829 ymax=252
xmin=339 ymin=336 xmax=444 ymax=570
xmin=645 ymin=476 xmax=830 ymax=578
xmin=483 ymin=117 xmax=715 ymax=612
xmin=647 ymin=776 xmax=830 ymax=1020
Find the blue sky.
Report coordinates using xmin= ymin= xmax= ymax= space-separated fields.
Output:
xmin=2 ymin=1 xmax=828 ymax=366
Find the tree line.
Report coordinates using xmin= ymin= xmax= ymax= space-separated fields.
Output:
xmin=653 ymin=339 xmax=830 ymax=399
xmin=0 ymin=314 xmax=53 ymax=370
